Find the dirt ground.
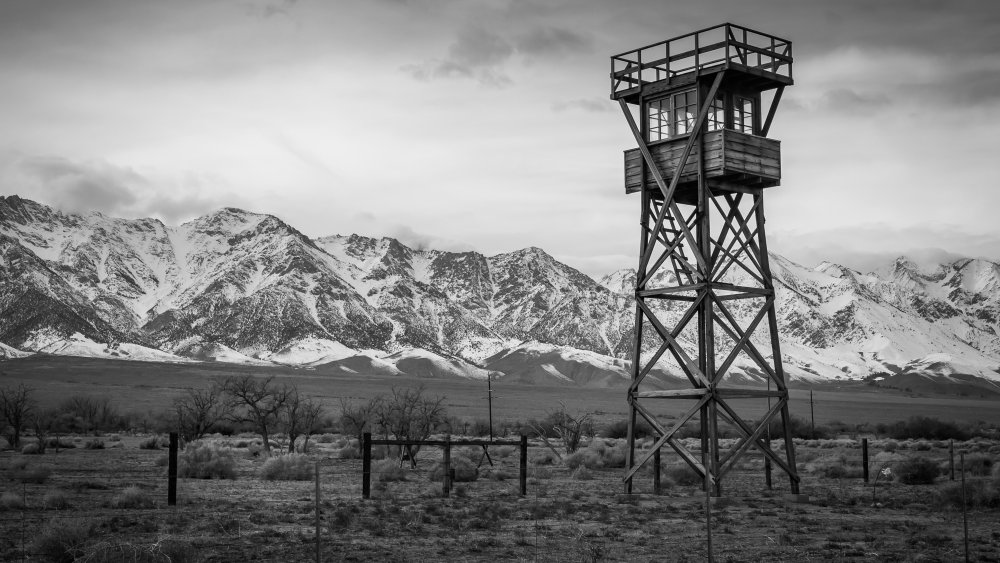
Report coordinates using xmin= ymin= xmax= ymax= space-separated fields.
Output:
xmin=1 ymin=434 xmax=999 ymax=562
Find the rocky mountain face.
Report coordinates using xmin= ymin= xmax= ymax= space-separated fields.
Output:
xmin=2 ymin=195 xmax=999 ymax=391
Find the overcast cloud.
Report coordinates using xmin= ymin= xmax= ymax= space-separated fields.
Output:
xmin=0 ymin=0 xmax=998 ymax=277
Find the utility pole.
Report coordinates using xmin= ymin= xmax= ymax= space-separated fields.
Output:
xmin=487 ymin=373 xmax=494 ymax=441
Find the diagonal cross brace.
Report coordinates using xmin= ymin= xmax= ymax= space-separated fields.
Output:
xmin=629 ymin=292 xmax=706 ymax=393
xmin=637 ymin=300 xmax=710 ymax=387
xmin=624 ymin=396 xmax=711 ymax=483
xmin=711 ymin=292 xmax=774 ymax=383
xmin=716 ymin=398 xmax=799 ymax=483
xmin=716 ymin=397 xmax=784 ymax=478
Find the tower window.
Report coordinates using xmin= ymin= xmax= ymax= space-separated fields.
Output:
xmin=647 ymin=98 xmax=669 ymax=142
xmin=671 ymin=89 xmax=697 ymax=136
xmin=646 ymin=88 xmax=698 ymax=141
xmin=707 ymin=94 xmax=725 ymax=132
xmin=733 ymin=96 xmax=754 ymax=134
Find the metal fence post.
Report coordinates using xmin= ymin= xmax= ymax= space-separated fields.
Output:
xmin=168 ymin=432 xmax=178 ymax=506
xmin=653 ymin=448 xmax=661 ymax=495
xmin=362 ymin=433 xmax=372 ymax=499
xmin=443 ymin=435 xmax=452 ymax=498
xmin=862 ymin=438 xmax=869 ymax=483
xmin=519 ymin=435 xmax=528 ymax=496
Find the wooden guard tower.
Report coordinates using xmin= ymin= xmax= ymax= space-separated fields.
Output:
xmin=612 ymin=23 xmax=800 ymax=496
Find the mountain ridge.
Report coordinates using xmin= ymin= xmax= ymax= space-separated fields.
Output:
xmin=2 ymin=195 xmax=999 ymax=393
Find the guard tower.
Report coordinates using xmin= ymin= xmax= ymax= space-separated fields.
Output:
xmin=612 ymin=23 xmax=800 ymax=496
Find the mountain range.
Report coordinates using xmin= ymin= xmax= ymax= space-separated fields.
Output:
xmin=1 ymin=195 xmax=999 ymax=396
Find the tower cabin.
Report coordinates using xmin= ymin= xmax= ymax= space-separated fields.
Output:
xmin=612 ymin=23 xmax=792 ymax=205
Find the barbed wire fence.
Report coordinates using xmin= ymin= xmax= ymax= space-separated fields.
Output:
xmin=2 ymin=436 xmax=998 ymax=561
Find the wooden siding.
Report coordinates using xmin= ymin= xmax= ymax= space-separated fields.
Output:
xmin=625 ymin=129 xmax=780 ymax=195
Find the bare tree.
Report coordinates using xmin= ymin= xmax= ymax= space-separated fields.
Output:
xmin=339 ymin=396 xmax=381 ymax=445
xmin=28 ymin=408 xmax=65 ymax=454
xmin=0 ymin=384 xmax=35 ymax=448
xmin=373 ymin=386 xmax=447 ymax=468
xmin=174 ymin=382 xmax=231 ymax=442
xmin=222 ymin=375 xmax=290 ymax=457
xmin=530 ymin=403 xmax=593 ymax=457
xmin=283 ymin=390 xmax=323 ymax=453
xmin=58 ymin=396 xmax=119 ymax=434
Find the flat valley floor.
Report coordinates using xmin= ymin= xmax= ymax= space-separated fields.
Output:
xmin=1 ymin=356 xmax=999 ymax=561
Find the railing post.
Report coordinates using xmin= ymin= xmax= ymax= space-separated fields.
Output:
xmin=167 ymin=432 xmax=178 ymax=506
xmin=694 ymin=32 xmax=700 ymax=73
xmin=862 ymin=438 xmax=869 ymax=483
xmin=519 ymin=435 xmax=528 ymax=496
xmin=443 ymin=435 xmax=452 ymax=498
xmin=362 ymin=433 xmax=371 ymax=499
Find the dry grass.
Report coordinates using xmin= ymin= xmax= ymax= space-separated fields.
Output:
xmin=0 ymin=429 xmax=997 ymax=561
xmin=110 ymin=485 xmax=154 ymax=509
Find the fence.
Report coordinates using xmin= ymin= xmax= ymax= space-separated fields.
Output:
xmin=361 ymin=434 xmax=527 ymax=499
xmin=2 ymin=434 xmax=998 ymax=561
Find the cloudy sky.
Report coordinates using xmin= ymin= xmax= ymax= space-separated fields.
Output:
xmin=1 ymin=0 xmax=998 ymax=277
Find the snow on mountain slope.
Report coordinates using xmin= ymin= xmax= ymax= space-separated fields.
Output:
xmin=382 ymin=348 xmax=494 ymax=380
xmin=314 ymin=235 xmax=629 ymax=358
xmin=483 ymin=340 xmax=681 ymax=389
xmin=0 ymin=341 xmax=32 ymax=359
xmin=3 ymin=195 xmax=1000 ymax=390
xmin=310 ymin=353 xmax=405 ymax=376
xmin=22 ymin=329 xmax=192 ymax=363
xmin=174 ymin=340 xmax=273 ymax=365
xmin=267 ymin=337 xmax=357 ymax=365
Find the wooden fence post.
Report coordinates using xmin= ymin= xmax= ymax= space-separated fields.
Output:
xmin=443 ymin=435 xmax=452 ymax=498
xmin=862 ymin=438 xmax=869 ymax=483
xmin=168 ymin=432 xmax=178 ymax=506
xmin=362 ymin=433 xmax=372 ymax=499
xmin=519 ymin=435 xmax=527 ymax=496
xmin=653 ymin=448 xmax=661 ymax=495
xmin=961 ymin=453 xmax=969 ymax=563
xmin=949 ymin=439 xmax=955 ymax=481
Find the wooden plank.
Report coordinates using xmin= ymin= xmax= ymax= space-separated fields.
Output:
xmin=635 ymin=389 xmax=709 ymax=399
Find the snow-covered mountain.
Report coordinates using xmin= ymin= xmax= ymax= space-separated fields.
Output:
xmin=2 ymin=195 xmax=1000 ymax=393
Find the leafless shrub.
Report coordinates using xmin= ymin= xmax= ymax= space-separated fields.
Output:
xmin=42 ymin=489 xmax=70 ymax=509
xmin=111 ymin=485 xmax=154 ymax=509
xmin=429 ymin=454 xmax=478 ymax=482
xmin=529 ymin=403 xmax=593 ymax=457
xmin=572 ymin=466 xmax=594 ymax=480
xmin=139 ymin=436 xmax=161 ymax=450
xmin=373 ymin=459 xmax=407 ymax=482
xmin=179 ymin=443 xmax=237 ymax=479
xmin=30 ymin=517 xmax=95 ymax=562
xmin=259 ymin=454 xmax=313 ymax=481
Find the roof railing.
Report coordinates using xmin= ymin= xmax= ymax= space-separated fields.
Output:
xmin=611 ymin=23 xmax=792 ymax=99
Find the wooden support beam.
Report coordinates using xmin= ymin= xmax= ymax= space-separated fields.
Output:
xmin=635 ymin=388 xmax=710 ymax=399
xmin=761 ymin=86 xmax=784 ymax=137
